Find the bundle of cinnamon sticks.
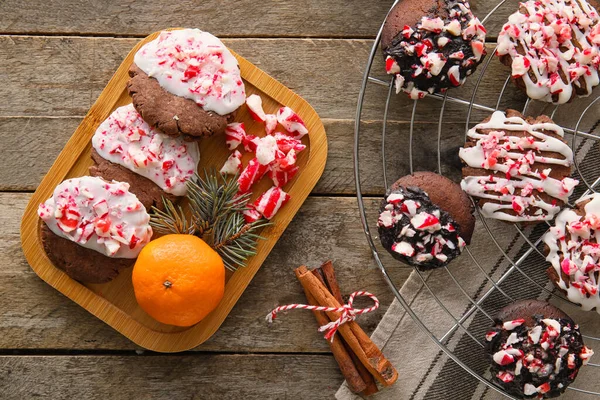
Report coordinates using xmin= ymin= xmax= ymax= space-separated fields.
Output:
xmin=294 ymin=262 xmax=398 ymax=395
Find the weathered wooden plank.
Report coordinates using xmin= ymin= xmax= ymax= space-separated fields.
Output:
xmin=0 ymin=354 xmax=341 ymax=399
xmin=0 ymin=117 xmax=468 ymax=194
xmin=0 ymin=0 xmax=390 ymax=38
xmin=5 ymin=104 xmax=600 ymax=196
xmin=0 ymin=36 xmax=526 ymax=122
xmin=1 ymin=193 xmax=410 ymax=351
xmin=0 ymin=0 xmax=513 ymax=38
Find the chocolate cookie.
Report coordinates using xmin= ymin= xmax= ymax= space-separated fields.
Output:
xmin=485 ymin=300 xmax=593 ymax=399
xmin=90 ymin=103 xmax=200 ymax=209
xmin=128 ymin=65 xmax=234 ymax=140
xmin=496 ymin=0 xmax=600 ymax=104
xmin=382 ymin=0 xmax=487 ymax=99
xmin=459 ymin=110 xmax=578 ymax=223
xmin=128 ymin=29 xmax=245 ymax=139
xmin=89 ymin=149 xmax=176 ymax=211
xmin=377 ymin=172 xmax=475 ymax=270
xmin=544 ymin=193 xmax=600 ymax=313
xmin=41 ymin=224 xmax=132 ymax=283
xmin=37 ymin=176 xmax=153 ymax=283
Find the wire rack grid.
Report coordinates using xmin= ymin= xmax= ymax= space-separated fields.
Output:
xmin=353 ymin=1 xmax=600 ymax=398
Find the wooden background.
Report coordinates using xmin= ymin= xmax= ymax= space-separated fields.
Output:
xmin=3 ymin=1 xmax=600 ymax=398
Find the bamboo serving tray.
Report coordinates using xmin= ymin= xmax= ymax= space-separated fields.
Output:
xmin=20 ymin=29 xmax=327 ymax=352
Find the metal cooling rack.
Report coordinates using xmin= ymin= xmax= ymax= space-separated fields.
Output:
xmin=353 ymin=1 xmax=600 ymax=398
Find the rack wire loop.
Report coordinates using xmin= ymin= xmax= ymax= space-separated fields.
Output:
xmin=354 ymin=0 xmax=600 ymax=397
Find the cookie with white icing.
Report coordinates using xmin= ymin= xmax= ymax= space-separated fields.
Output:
xmin=377 ymin=172 xmax=474 ymax=270
xmin=544 ymin=193 xmax=600 ymax=312
xmin=485 ymin=300 xmax=593 ymax=399
xmin=459 ymin=110 xmax=578 ymax=223
xmin=128 ymin=29 xmax=246 ymax=139
xmin=497 ymin=0 xmax=600 ymax=104
xmin=37 ymin=176 xmax=153 ymax=283
xmin=90 ymin=104 xmax=200 ymax=210
xmin=381 ymin=0 xmax=487 ymax=99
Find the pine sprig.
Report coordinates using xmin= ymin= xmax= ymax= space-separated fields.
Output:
xmin=150 ymin=198 xmax=197 ymax=235
xmin=213 ymin=212 xmax=270 ymax=270
xmin=149 ymin=169 xmax=270 ymax=271
xmin=187 ymin=171 xmax=250 ymax=227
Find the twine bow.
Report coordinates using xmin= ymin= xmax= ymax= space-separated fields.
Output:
xmin=266 ymin=291 xmax=379 ymax=341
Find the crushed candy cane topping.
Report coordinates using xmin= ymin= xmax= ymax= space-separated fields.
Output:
xmin=384 ymin=0 xmax=486 ymax=99
xmin=37 ymin=176 xmax=152 ymax=258
xmin=459 ymin=111 xmax=577 ymax=222
xmin=220 ymin=94 xmax=309 ymax=220
xmin=134 ymin=29 xmax=245 ymax=115
xmin=486 ymin=313 xmax=593 ymax=398
xmin=496 ymin=0 xmax=600 ymax=104
xmin=92 ymin=104 xmax=199 ymax=196
xmin=253 ymin=186 xmax=291 ymax=220
xmin=544 ymin=193 xmax=600 ymax=312
xmin=378 ymin=185 xmax=467 ymax=269
xmin=220 ymin=150 xmax=243 ymax=175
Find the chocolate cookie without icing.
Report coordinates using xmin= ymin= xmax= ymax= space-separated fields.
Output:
xmin=377 ymin=172 xmax=475 ymax=270
xmin=381 ymin=0 xmax=487 ymax=99
xmin=128 ymin=65 xmax=235 ymax=140
xmin=485 ymin=300 xmax=593 ymax=399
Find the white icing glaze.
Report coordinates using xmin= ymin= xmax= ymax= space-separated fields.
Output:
xmin=37 ymin=176 xmax=152 ymax=258
xmin=92 ymin=104 xmax=199 ymax=196
xmin=134 ymin=29 xmax=246 ymax=115
xmin=544 ymin=193 xmax=600 ymax=312
xmin=459 ymin=111 xmax=577 ymax=222
xmin=497 ymin=0 xmax=600 ymax=104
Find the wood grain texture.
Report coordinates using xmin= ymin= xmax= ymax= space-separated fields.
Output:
xmin=0 ymin=118 xmax=465 ymax=195
xmin=0 ymin=36 xmax=525 ymax=122
xmin=5 ymin=194 xmax=409 ymax=351
xmin=20 ymin=30 xmax=328 ymax=352
xmin=6 ymin=105 xmax=600 ymax=196
xmin=0 ymin=0 xmax=390 ymax=38
xmin=0 ymin=0 xmax=518 ymax=39
xmin=0 ymin=354 xmax=342 ymax=400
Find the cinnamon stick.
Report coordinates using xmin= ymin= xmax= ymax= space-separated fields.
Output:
xmin=295 ymin=266 xmax=399 ymax=387
xmin=320 ymin=261 xmax=344 ymax=304
xmin=299 ymin=276 xmax=367 ymax=393
xmin=319 ymin=261 xmax=379 ymax=396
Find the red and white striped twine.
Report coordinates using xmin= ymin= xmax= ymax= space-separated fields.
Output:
xmin=266 ymin=291 xmax=379 ymax=342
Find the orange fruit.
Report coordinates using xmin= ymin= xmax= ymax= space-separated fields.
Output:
xmin=132 ymin=234 xmax=225 ymax=327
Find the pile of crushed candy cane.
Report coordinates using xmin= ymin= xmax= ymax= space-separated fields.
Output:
xmin=219 ymin=94 xmax=309 ymax=222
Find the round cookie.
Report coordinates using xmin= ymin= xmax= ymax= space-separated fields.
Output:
xmin=381 ymin=0 xmax=487 ymax=99
xmin=128 ymin=29 xmax=245 ymax=139
xmin=543 ymin=193 xmax=600 ymax=313
xmin=377 ymin=172 xmax=475 ymax=270
xmin=37 ymin=177 xmax=153 ymax=283
xmin=90 ymin=104 xmax=200 ymax=210
xmin=89 ymin=150 xmax=177 ymax=211
xmin=496 ymin=0 xmax=600 ymax=104
xmin=40 ymin=224 xmax=132 ymax=283
xmin=459 ymin=109 xmax=578 ymax=223
xmin=485 ymin=300 xmax=593 ymax=399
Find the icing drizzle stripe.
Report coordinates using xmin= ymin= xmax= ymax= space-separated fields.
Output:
xmin=497 ymin=0 xmax=600 ymax=104
xmin=544 ymin=193 xmax=600 ymax=312
xmin=459 ymin=111 xmax=577 ymax=222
